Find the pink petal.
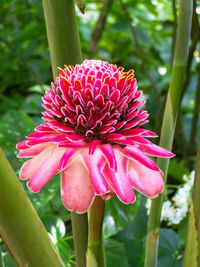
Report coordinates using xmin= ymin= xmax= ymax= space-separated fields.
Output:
xmin=27 ymin=147 xmax=66 ymax=192
xmin=89 ymin=140 xmax=101 ymax=155
xmin=122 ymin=147 xmax=160 ymax=171
xmin=16 ymin=140 xmax=29 ymax=150
xmin=122 ymin=128 xmax=158 ymax=138
xmin=58 ymin=141 xmax=86 ymax=148
xmin=106 ymin=133 xmax=125 ymax=141
xmin=27 ymin=134 xmax=58 ymax=146
xmin=60 ymin=148 xmax=77 ymax=170
xmin=61 ymin=155 xmax=95 ymax=214
xmin=138 ymin=144 xmax=175 ymax=158
xmin=100 ymin=144 xmax=117 ymax=171
xmin=86 ymin=151 xmax=109 ymax=195
xmin=103 ymin=150 xmax=135 ymax=204
xmin=128 ymin=159 xmax=164 ymax=198
xmin=131 ymin=136 xmax=152 ymax=144
xmin=17 ymin=143 xmax=48 ymax=158
xmin=114 ymin=138 xmax=137 ymax=146
xmin=47 ymin=121 xmax=74 ymax=133
xmin=19 ymin=145 xmax=54 ymax=180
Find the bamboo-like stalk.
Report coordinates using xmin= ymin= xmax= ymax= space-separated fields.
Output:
xmin=42 ymin=0 xmax=82 ymax=80
xmin=0 ymin=148 xmax=65 ymax=266
xmin=144 ymin=1 xmax=193 ymax=266
xmin=183 ymin=134 xmax=200 ymax=266
xmin=42 ymin=1 xmax=88 ymax=266
xmin=87 ymin=197 xmax=105 ymax=267
xmin=71 ymin=212 xmax=88 ymax=267
xmin=188 ymin=69 xmax=200 ymax=158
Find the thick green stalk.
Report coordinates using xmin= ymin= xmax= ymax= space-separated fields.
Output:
xmin=42 ymin=1 xmax=88 ymax=266
xmin=87 ymin=197 xmax=105 ymax=267
xmin=144 ymin=1 xmax=193 ymax=266
xmin=188 ymin=70 xmax=200 ymax=158
xmin=71 ymin=212 xmax=88 ymax=267
xmin=0 ymin=148 xmax=64 ymax=266
xmin=42 ymin=0 xmax=82 ymax=79
xmin=183 ymin=134 xmax=200 ymax=267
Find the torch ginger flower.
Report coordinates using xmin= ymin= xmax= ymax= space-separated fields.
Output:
xmin=16 ymin=60 xmax=174 ymax=213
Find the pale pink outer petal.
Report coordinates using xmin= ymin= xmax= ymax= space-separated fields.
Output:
xmin=100 ymin=144 xmax=117 ymax=171
xmin=17 ymin=143 xmax=48 ymax=158
xmin=84 ymin=150 xmax=109 ymax=195
xmin=138 ymin=143 xmax=175 ymax=158
xmin=103 ymin=150 xmax=135 ymax=204
xmin=27 ymin=147 xmax=66 ymax=192
xmin=19 ymin=145 xmax=53 ymax=180
xmin=60 ymin=148 xmax=77 ymax=170
xmin=122 ymin=146 xmax=160 ymax=171
xmin=61 ymin=155 xmax=95 ymax=214
xmin=128 ymin=159 xmax=164 ymax=198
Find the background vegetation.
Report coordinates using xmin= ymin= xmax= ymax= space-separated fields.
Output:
xmin=0 ymin=0 xmax=200 ymax=266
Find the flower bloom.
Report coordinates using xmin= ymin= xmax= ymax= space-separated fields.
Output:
xmin=16 ymin=60 xmax=174 ymax=213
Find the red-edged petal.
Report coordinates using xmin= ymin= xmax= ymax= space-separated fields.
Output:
xmin=138 ymin=144 xmax=175 ymax=158
xmin=27 ymin=147 xmax=66 ymax=192
xmin=60 ymin=148 xmax=77 ymax=170
xmin=128 ymin=159 xmax=164 ymax=198
xmin=19 ymin=145 xmax=54 ymax=180
xmin=16 ymin=140 xmax=29 ymax=150
xmin=100 ymin=144 xmax=117 ymax=171
xmin=17 ymin=143 xmax=48 ymax=158
xmin=85 ymin=150 xmax=109 ymax=195
xmin=89 ymin=140 xmax=101 ymax=155
xmin=103 ymin=150 xmax=135 ymax=204
xmin=122 ymin=146 xmax=160 ymax=171
xmin=61 ymin=155 xmax=95 ymax=214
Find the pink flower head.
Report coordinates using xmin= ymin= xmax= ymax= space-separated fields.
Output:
xmin=16 ymin=60 xmax=174 ymax=214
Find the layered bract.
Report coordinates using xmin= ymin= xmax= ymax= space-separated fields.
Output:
xmin=17 ymin=60 xmax=174 ymax=213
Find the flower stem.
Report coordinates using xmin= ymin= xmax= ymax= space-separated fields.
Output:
xmin=87 ymin=197 xmax=105 ymax=267
xmin=42 ymin=1 xmax=88 ymax=266
xmin=144 ymin=0 xmax=193 ymax=266
xmin=183 ymin=134 xmax=200 ymax=266
xmin=0 ymin=148 xmax=64 ymax=266
xmin=71 ymin=212 xmax=88 ymax=267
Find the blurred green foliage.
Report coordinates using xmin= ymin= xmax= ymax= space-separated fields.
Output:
xmin=0 ymin=0 xmax=200 ymax=266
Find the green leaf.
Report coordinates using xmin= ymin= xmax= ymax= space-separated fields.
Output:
xmin=117 ymin=197 xmax=148 ymax=241
xmin=122 ymin=238 xmax=144 ymax=267
xmin=2 ymin=251 xmax=16 ymax=267
xmin=168 ymin=160 xmax=190 ymax=182
xmin=0 ymin=109 xmax=35 ymax=172
xmin=103 ymin=194 xmax=141 ymax=238
xmin=56 ymin=240 xmax=71 ymax=264
xmin=22 ymin=94 xmax=43 ymax=115
xmin=41 ymin=215 xmax=66 ymax=240
xmin=104 ymin=239 xmax=129 ymax=267
xmin=158 ymin=228 xmax=182 ymax=267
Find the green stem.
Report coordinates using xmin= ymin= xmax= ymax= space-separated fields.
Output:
xmin=87 ymin=197 xmax=105 ymax=267
xmin=188 ymin=68 xmax=200 ymax=158
xmin=144 ymin=1 xmax=193 ymax=266
xmin=71 ymin=212 xmax=88 ymax=267
xmin=183 ymin=134 xmax=200 ymax=266
xmin=0 ymin=148 xmax=64 ymax=266
xmin=42 ymin=1 xmax=88 ymax=266
xmin=42 ymin=0 xmax=82 ymax=79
